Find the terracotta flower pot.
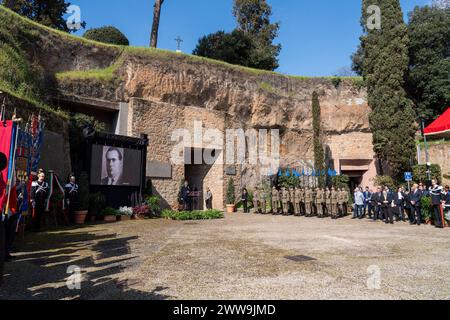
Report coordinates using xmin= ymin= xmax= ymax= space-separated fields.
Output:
xmin=73 ymin=210 xmax=88 ymax=225
xmin=118 ymin=215 xmax=131 ymax=221
xmin=103 ymin=215 xmax=117 ymax=223
xmin=226 ymin=204 xmax=235 ymax=214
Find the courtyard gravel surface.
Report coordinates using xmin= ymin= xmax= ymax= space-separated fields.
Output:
xmin=1 ymin=213 xmax=449 ymax=300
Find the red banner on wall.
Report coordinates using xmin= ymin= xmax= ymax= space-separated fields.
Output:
xmin=0 ymin=120 xmax=13 ymax=213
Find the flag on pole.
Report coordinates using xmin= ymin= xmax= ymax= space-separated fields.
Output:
xmin=4 ymin=121 xmax=19 ymax=216
xmin=15 ymin=129 xmax=32 ymax=213
xmin=30 ymin=114 xmax=45 ymax=175
xmin=0 ymin=121 xmax=13 ymax=215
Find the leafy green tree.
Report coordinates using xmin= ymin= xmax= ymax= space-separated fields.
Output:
xmin=407 ymin=5 xmax=450 ymax=123
xmin=332 ymin=175 xmax=350 ymax=192
xmin=83 ymin=26 xmax=129 ymax=46
xmin=1 ymin=0 xmax=85 ymax=32
xmin=373 ymin=176 xmax=396 ymax=190
xmin=226 ymin=178 xmax=236 ymax=205
xmin=360 ymin=0 xmax=417 ymax=179
xmin=412 ymin=164 xmax=442 ymax=183
xmin=312 ymin=91 xmax=325 ymax=188
xmin=351 ymin=44 xmax=364 ymax=76
xmin=232 ymin=0 xmax=281 ymax=70
xmin=193 ymin=30 xmax=254 ymax=67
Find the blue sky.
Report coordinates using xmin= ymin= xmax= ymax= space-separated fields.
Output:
xmin=69 ymin=0 xmax=429 ymax=77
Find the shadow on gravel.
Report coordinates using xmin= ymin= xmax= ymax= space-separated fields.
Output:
xmin=0 ymin=224 xmax=170 ymax=300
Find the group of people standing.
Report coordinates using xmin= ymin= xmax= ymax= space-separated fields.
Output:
xmin=2 ymin=170 xmax=79 ymax=266
xmin=352 ymin=179 xmax=450 ymax=228
xmin=241 ymin=186 xmax=350 ymax=219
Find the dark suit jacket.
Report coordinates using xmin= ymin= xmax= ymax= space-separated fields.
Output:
xmin=393 ymin=192 xmax=405 ymax=206
xmin=410 ymin=189 xmax=422 ymax=207
xmin=380 ymin=192 xmax=393 ymax=208
xmin=101 ymin=175 xmax=123 ymax=186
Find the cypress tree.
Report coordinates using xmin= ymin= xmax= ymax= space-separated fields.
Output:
xmin=312 ymin=91 xmax=325 ymax=188
xmin=360 ymin=0 xmax=417 ymax=179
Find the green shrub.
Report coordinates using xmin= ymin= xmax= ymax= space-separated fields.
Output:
xmin=332 ymin=175 xmax=350 ymax=192
xmin=412 ymin=164 xmax=442 ymax=184
xmin=145 ymin=195 xmax=162 ymax=217
xmin=278 ymin=174 xmax=300 ymax=189
xmin=89 ymin=192 xmax=106 ymax=216
xmin=83 ymin=26 xmax=129 ymax=46
xmin=100 ymin=207 xmax=119 ymax=216
xmin=372 ymin=176 xmax=396 ymax=190
xmin=420 ymin=196 xmax=433 ymax=222
xmin=161 ymin=209 xmax=224 ymax=221
xmin=226 ymin=178 xmax=236 ymax=205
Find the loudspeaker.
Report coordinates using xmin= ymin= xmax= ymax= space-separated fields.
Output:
xmin=0 ymin=152 xmax=6 ymax=171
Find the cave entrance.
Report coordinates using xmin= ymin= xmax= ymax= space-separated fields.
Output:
xmin=184 ymin=148 xmax=223 ymax=211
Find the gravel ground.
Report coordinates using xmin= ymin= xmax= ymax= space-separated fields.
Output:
xmin=1 ymin=213 xmax=449 ymax=300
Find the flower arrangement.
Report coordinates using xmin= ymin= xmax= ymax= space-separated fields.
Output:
xmin=118 ymin=206 xmax=133 ymax=217
xmin=133 ymin=204 xmax=150 ymax=218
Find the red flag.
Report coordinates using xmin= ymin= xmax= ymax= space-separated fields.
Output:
xmin=0 ymin=120 xmax=13 ymax=212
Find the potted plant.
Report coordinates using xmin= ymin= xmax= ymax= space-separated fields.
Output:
xmin=226 ymin=178 xmax=236 ymax=213
xmin=133 ymin=204 xmax=150 ymax=219
xmin=118 ymin=207 xmax=133 ymax=221
xmin=146 ymin=196 xmax=162 ymax=218
xmin=73 ymin=172 xmax=90 ymax=225
xmin=101 ymin=207 xmax=119 ymax=222
xmin=421 ymin=196 xmax=433 ymax=225
xmin=89 ymin=192 xmax=106 ymax=222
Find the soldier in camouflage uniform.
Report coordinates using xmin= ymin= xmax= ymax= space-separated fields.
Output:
xmin=294 ymin=187 xmax=302 ymax=216
xmin=281 ymin=187 xmax=290 ymax=215
xmin=260 ymin=188 xmax=267 ymax=214
xmin=324 ymin=187 xmax=330 ymax=217
xmin=304 ymin=187 xmax=313 ymax=217
xmin=330 ymin=186 xmax=339 ymax=219
xmin=316 ymin=188 xmax=325 ymax=218
xmin=341 ymin=188 xmax=349 ymax=216
xmin=253 ymin=187 xmax=260 ymax=214
xmin=299 ymin=188 xmax=305 ymax=216
xmin=289 ymin=187 xmax=296 ymax=215
xmin=337 ymin=188 xmax=344 ymax=217
xmin=271 ymin=187 xmax=280 ymax=215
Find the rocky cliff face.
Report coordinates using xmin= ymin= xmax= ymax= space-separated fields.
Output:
xmin=1 ymin=6 xmax=374 ymax=181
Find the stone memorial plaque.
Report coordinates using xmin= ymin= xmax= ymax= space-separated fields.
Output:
xmin=147 ymin=160 xmax=172 ymax=179
xmin=225 ymin=166 xmax=236 ymax=176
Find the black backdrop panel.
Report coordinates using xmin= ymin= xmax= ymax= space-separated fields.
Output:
xmin=86 ymin=132 xmax=148 ymax=209
xmin=90 ymin=144 xmax=142 ymax=186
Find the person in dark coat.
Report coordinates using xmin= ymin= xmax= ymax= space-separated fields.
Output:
xmin=241 ymin=188 xmax=249 ymax=213
xmin=381 ymin=187 xmax=395 ymax=224
xmin=372 ymin=186 xmax=383 ymax=221
xmin=404 ymin=190 xmax=413 ymax=223
xmin=393 ymin=187 xmax=406 ymax=222
xmin=31 ymin=171 xmax=49 ymax=232
xmin=409 ymin=184 xmax=423 ymax=225
xmin=429 ymin=179 xmax=444 ymax=228
xmin=180 ymin=180 xmax=191 ymax=211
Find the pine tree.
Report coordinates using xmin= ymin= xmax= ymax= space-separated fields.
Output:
xmin=233 ymin=0 xmax=281 ymax=71
xmin=360 ymin=0 xmax=417 ymax=179
xmin=407 ymin=5 xmax=450 ymax=123
xmin=312 ymin=91 xmax=325 ymax=188
xmin=2 ymin=0 xmax=81 ymax=32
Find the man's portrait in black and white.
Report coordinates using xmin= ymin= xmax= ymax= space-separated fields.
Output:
xmin=101 ymin=147 xmax=124 ymax=186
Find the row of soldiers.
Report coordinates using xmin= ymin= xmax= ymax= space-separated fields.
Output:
xmin=252 ymin=186 xmax=350 ymax=219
